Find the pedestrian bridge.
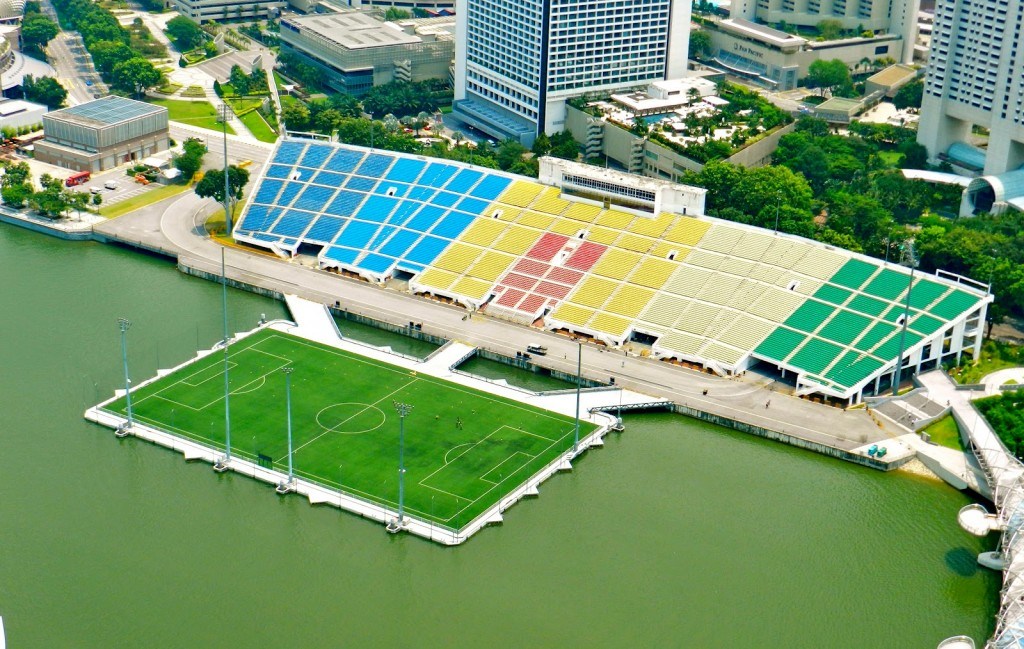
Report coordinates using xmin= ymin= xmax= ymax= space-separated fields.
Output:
xmin=918 ymin=371 xmax=1024 ymax=649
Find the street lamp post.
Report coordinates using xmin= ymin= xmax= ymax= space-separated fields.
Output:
xmin=277 ymin=366 xmax=296 ymax=493
xmin=774 ymin=191 xmax=782 ymax=234
xmin=117 ymin=317 xmax=133 ymax=436
xmin=214 ymin=248 xmax=233 ymax=472
xmin=573 ymin=339 xmax=582 ymax=453
xmin=221 ymin=104 xmax=233 ymax=234
xmin=390 ymin=401 xmax=413 ymax=532
xmin=892 ymin=241 xmax=918 ymax=396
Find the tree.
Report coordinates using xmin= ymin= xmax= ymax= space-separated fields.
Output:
xmin=689 ymin=29 xmax=713 ymax=59
xmin=384 ymin=7 xmax=411 ymax=20
xmin=173 ymin=137 xmax=207 ymax=180
xmin=532 ymin=132 xmax=551 ymax=156
xmin=30 ymin=175 xmax=70 ymax=219
xmin=22 ymin=75 xmax=67 ymax=110
xmin=1 ymin=183 xmax=32 ymax=208
xmin=90 ymin=40 xmax=135 ymax=76
xmin=1 ymin=161 xmax=30 ymax=188
xmin=806 ymin=59 xmax=852 ymax=97
xmin=92 ymin=193 xmax=102 ymax=206
xmin=496 ymin=139 xmax=527 ymax=171
xmin=195 ymin=165 xmax=251 ymax=206
xmin=229 ymin=64 xmax=250 ymax=95
xmin=816 ymin=18 xmax=843 ymax=40
xmin=112 ymin=58 xmax=162 ymax=97
xmin=20 ymin=12 xmax=59 ymax=56
xmin=893 ymin=80 xmax=924 ymax=110
xmin=282 ymin=102 xmax=310 ymax=131
xmin=897 ymin=139 xmax=928 ymax=169
xmin=166 ymin=16 xmax=205 ymax=51
xmin=548 ymin=130 xmax=578 ymax=160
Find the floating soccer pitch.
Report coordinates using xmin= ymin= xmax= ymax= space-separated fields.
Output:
xmin=97 ymin=328 xmax=599 ymax=540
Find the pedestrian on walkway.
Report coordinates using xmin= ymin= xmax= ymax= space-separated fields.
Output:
xmin=765 ymin=400 xmax=771 ymax=409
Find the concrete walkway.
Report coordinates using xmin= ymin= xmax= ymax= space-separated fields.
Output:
xmin=983 ymin=368 xmax=1024 ymax=395
xmin=917 ymin=370 xmax=1024 ymax=493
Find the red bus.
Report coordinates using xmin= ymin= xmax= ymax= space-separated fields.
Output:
xmin=65 ymin=171 xmax=91 ymax=187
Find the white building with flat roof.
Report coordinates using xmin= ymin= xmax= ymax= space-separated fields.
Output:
xmin=729 ymin=0 xmax=918 ymax=61
xmin=169 ymin=0 xmax=285 ymax=21
xmin=0 ymin=98 xmax=45 ymax=130
xmin=917 ymin=0 xmax=1024 ymax=180
xmin=453 ymin=0 xmax=691 ymax=146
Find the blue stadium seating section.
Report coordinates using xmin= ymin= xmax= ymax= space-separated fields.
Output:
xmin=236 ymin=139 xmax=513 ymax=278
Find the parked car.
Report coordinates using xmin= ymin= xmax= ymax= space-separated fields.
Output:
xmin=104 ymin=180 xmax=118 ymax=190
xmin=89 ymin=186 xmax=102 ymax=194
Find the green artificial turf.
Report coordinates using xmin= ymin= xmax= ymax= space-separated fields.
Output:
xmin=103 ymin=329 xmax=594 ymax=531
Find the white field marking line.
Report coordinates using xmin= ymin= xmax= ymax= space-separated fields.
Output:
xmin=152 ymin=394 xmax=203 ymax=412
xmin=512 ymin=427 xmax=557 ymax=442
xmin=439 ymin=425 xmax=575 ymax=524
xmin=479 ymin=451 xmax=535 ymax=485
xmin=128 ymin=332 xmax=284 ymax=409
xmin=181 ymin=360 xmax=239 ymax=387
xmin=313 ymin=402 xmax=387 ymax=435
xmin=418 ymin=428 xmax=501 ymax=489
xmin=190 ymin=358 xmax=291 ymax=411
xmin=443 ymin=442 xmax=472 ymax=464
xmin=246 ymin=345 xmax=296 ymax=363
xmin=262 ymin=333 xmax=572 ymax=424
xmin=230 ymin=374 xmax=266 ymax=395
xmin=281 ymin=378 xmax=418 ymax=462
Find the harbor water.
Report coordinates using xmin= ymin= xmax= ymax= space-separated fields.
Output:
xmin=0 ymin=225 xmax=999 ymax=647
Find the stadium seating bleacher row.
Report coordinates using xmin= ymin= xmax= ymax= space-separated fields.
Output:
xmin=235 ymin=139 xmax=989 ymax=398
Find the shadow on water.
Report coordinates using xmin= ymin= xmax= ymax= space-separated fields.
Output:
xmin=947 ymin=547 xmax=982 ymax=576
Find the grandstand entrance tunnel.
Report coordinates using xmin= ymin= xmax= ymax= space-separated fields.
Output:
xmin=296 ymin=242 xmax=325 ymax=258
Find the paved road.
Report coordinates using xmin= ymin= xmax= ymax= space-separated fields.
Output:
xmin=38 ymin=0 xmax=107 ymax=106
xmin=93 ymin=193 xmax=905 ymax=456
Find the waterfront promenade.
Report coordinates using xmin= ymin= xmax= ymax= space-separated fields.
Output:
xmin=88 ymin=190 xmax=916 ymax=468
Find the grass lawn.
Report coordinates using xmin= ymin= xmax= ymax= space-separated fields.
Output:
xmin=98 ymin=183 xmax=190 ymax=218
xmin=949 ymin=339 xmax=1024 ymax=384
xmin=147 ymin=98 xmax=236 ymax=134
xmin=226 ymin=97 xmax=264 ymax=112
xmin=103 ymin=329 xmax=595 ymax=531
xmin=922 ymin=415 xmax=962 ymax=450
xmin=877 ymin=150 xmax=902 ymax=168
xmin=238 ymin=110 xmax=278 ymax=143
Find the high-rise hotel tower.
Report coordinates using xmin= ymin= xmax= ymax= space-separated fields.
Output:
xmin=453 ymin=0 xmax=690 ymax=145
xmin=917 ymin=0 xmax=1024 ymax=176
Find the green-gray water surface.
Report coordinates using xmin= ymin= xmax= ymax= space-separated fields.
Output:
xmin=0 ymin=225 xmax=999 ymax=647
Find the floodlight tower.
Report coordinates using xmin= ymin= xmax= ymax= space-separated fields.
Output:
xmin=221 ymin=104 xmax=233 ymax=234
xmin=276 ymin=366 xmax=296 ymax=494
xmin=391 ymin=401 xmax=413 ymax=531
xmin=573 ymin=339 xmax=582 ymax=453
xmin=116 ymin=317 xmax=133 ymax=437
xmin=891 ymin=241 xmax=918 ymax=396
xmin=214 ymin=248 xmax=233 ymax=473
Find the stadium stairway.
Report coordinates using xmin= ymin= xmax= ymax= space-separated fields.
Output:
xmin=283 ymin=295 xmax=342 ymax=345
xmin=421 ymin=341 xmax=478 ymax=375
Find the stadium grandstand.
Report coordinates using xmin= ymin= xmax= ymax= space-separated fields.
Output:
xmin=234 ymin=136 xmax=993 ymax=405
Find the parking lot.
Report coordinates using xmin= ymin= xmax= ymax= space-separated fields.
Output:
xmin=65 ymin=169 xmax=164 ymax=207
